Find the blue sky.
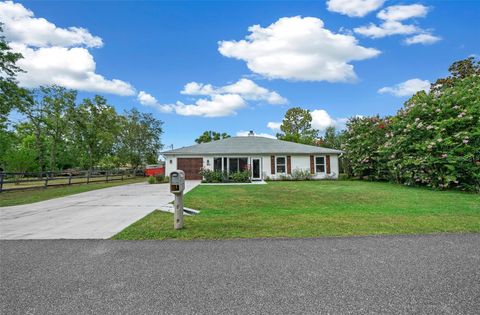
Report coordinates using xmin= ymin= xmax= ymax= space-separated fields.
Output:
xmin=2 ymin=0 xmax=479 ymax=148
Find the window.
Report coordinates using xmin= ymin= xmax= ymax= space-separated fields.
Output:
xmin=276 ymin=156 xmax=286 ymax=173
xmin=229 ymin=158 xmax=248 ymax=173
xmin=315 ymin=156 xmax=325 ymax=173
xmin=214 ymin=158 xmax=222 ymax=172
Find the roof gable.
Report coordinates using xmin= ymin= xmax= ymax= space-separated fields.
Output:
xmin=162 ymin=136 xmax=343 ymax=155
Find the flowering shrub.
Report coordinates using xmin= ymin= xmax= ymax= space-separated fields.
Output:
xmin=383 ymin=76 xmax=479 ymax=191
xmin=342 ymin=58 xmax=480 ymax=192
xmin=342 ymin=115 xmax=390 ymax=180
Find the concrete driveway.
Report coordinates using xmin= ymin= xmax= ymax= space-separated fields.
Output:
xmin=0 ymin=181 xmax=200 ymax=239
xmin=1 ymin=234 xmax=479 ymax=314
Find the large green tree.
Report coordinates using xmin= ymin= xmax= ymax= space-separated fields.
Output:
xmin=71 ymin=96 xmax=120 ymax=171
xmin=41 ymin=85 xmax=77 ymax=171
xmin=276 ymin=107 xmax=318 ymax=145
xmin=0 ymin=24 xmax=25 ymax=126
xmin=195 ymin=131 xmax=230 ymax=144
xmin=117 ymin=108 xmax=164 ymax=168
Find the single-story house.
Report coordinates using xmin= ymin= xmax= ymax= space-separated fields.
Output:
xmin=162 ymin=134 xmax=343 ymax=180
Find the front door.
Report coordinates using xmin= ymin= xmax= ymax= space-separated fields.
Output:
xmin=251 ymin=158 xmax=261 ymax=180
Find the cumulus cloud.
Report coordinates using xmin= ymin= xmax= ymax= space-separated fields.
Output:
xmin=181 ymin=78 xmax=287 ymax=105
xmin=267 ymin=121 xmax=282 ymax=131
xmin=174 ymin=94 xmax=246 ymax=117
xmin=378 ymin=78 xmax=430 ymax=97
xmin=404 ymin=33 xmax=441 ymax=45
xmin=138 ymin=90 xmax=248 ymax=117
xmin=0 ymin=1 xmax=135 ymax=96
xmin=137 ymin=79 xmax=287 ymax=117
xmin=137 ymin=91 xmax=174 ymax=113
xmin=218 ymin=16 xmax=380 ymax=82
xmin=354 ymin=20 xmax=419 ymax=38
xmin=326 ymin=0 xmax=385 ymax=17
xmin=236 ymin=131 xmax=276 ymax=139
xmin=354 ymin=4 xmax=440 ymax=44
xmin=377 ymin=4 xmax=429 ymax=21
xmin=311 ymin=109 xmax=348 ymax=131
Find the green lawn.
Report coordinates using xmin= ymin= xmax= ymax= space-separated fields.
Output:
xmin=113 ymin=181 xmax=480 ymax=240
xmin=0 ymin=177 xmax=146 ymax=207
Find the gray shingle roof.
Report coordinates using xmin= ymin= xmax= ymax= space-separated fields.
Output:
xmin=161 ymin=136 xmax=343 ymax=155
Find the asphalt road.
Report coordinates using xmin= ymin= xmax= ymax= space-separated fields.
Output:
xmin=1 ymin=234 xmax=479 ymax=314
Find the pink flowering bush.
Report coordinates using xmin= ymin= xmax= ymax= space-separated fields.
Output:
xmin=343 ymin=58 xmax=480 ymax=192
xmin=342 ymin=116 xmax=390 ymax=180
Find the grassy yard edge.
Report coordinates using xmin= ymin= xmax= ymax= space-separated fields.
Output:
xmin=0 ymin=177 xmax=147 ymax=207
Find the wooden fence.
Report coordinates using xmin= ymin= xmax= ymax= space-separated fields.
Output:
xmin=0 ymin=169 xmax=143 ymax=193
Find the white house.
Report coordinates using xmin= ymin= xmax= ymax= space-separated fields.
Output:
xmin=162 ymin=134 xmax=343 ymax=180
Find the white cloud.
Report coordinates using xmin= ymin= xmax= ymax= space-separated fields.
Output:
xmin=378 ymin=78 xmax=430 ymax=97
xmin=181 ymin=78 xmax=287 ymax=105
xmin=236 ymin=131 xmax=276 ymax=139
xmin=354 ymin=4 xmax=440 ymax=43
xmin=137 ymin=91 xmax=159 ymax=106
xmin=174 ymin=94 xmax=246 ymax=117
xmin=0 ymin=1 xmax=103 ymax=48
xmin=267 ymin=121 xmax=282 ymax=130
xmin=0 ymin=1 xmax=135 ymax=96
xmin=311 ymin=109 xmax=348 ymax=131
xmin=377 ymin=4 xmax=429 ymax=21
xmin=354 ymin=20 xmax=419 ymax=38
xmin=218 ymin=16 xmax=380 ymax=82
xmin=181 ymin=82 xmax=215 ymax=96
xmin=137 ymin=91 xmax=174 ymax=113
xmin=326 ymin=0 xmax=385 ymax=17
xmin=404 ymin=33 xmax=441 ymax=45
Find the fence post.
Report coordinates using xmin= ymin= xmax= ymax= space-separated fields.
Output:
xmin=106 ymin=171 xmax=109 ymax=183
xmin=87 ymin=171 xmax=90 ymax=184
xmin=68 ymin=173 xmax=72 ymax=185
xmin=44 ymin=172 xmax=49 ymax=188
xmin=0 ymin=173 xmax=4 ymax=193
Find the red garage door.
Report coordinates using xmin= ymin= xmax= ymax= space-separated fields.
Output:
xmin=177 ymin=158 xmax=203 ymax=180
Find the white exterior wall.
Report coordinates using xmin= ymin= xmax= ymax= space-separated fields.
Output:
xmin=164 ymin=154 xmax=340 ymax=180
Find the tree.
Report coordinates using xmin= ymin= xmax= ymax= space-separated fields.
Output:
xmin=317 ymin=126 xmax=342 ymax=149
xmin=117 ymin=108 xmax=164 ymax=168
xmin=276 ymin=107 xmax=318 ymax=144
xmin=71 ymin=96 xmax=120 ymax=171
xmin=41 ymin=85 xmax=77 ymax=171
xmin=195 ymin=131 xmax=230 ymax=144
xmin=0 ymin=24 xmax=32 ymax=128
xmin=14 ymin=89 xmax=47 ymax=172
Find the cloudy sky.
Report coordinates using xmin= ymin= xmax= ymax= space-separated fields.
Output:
xmin=1 ymin=0 xmax=479 ymax=148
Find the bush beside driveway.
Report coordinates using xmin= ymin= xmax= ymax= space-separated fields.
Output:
xmin=113 ymin=181 xmax=480 ymax=240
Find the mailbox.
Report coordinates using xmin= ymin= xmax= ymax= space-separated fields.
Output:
xmin=170 ymin=170 xmax=185 ymax=194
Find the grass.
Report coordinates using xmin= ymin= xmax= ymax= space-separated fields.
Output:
xmin=0 ymin=177 xmax=146 ymax=207
xmin=113 ymin=180 xmax=480 ymax=240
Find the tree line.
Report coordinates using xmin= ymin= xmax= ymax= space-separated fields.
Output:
xmin=1 ymin=26 xmax=163 ymax=173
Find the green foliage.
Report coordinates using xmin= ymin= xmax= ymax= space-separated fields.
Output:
xmin=0 ymin=24 xmax=27 ymax=128
xmin=199 ymin=168 xmax=250 ymax=183
xmin=70 ymin=96 xmax=120 ymax=171
xmin=117 ymin=108 xmax=164 ymax=168
xmin=277 ymin=107 xmax=319 ymax=145
xmin=230 ymin=170 xmax=250 ymax=183
xmin=147 ymin=176 xmax=156 ymax=184
xmin=343 ymin=115 xmax=390 ymax=180
xmin=199 ymin=168 xmax=226 ymax=183
xmin=343 ymin=58 xmax=480 ymax=191
xmin=195 ymin=131 xmax=230 ymax=144
xmin=291 ymin=168 xmax=312 ymax=180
